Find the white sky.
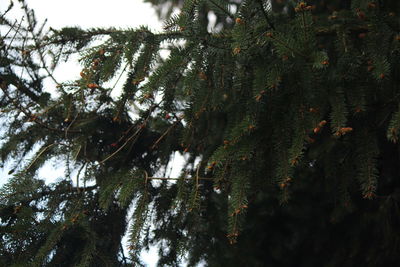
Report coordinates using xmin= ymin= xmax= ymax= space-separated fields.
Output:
xmin=1 ymin=0 xmax=163 ymax=30
xmin=0 ymin=1 xmax=169 ymax=266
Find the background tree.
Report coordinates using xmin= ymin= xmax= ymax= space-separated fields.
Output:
xmin=2 ymin=0 xmax=400 ymax=266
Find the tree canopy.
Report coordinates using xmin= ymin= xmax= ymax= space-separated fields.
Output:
xmin=1 ymin=0 xmax=400 ymax=266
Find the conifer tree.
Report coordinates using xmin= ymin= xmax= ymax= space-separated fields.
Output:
xmin=1 ymin=0 xmax=400 ymax=266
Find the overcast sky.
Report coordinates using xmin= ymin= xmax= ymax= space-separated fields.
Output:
xmin=0 ymin=1 xmax=168 ymax=265
xmin=1 ymin=0 xmax=162 ymax=30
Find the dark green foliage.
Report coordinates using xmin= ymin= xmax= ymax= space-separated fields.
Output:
xmin=2 ymin=0 xmax=400 ymax=266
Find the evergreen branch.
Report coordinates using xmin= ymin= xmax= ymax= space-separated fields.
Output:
xmin=29 ymin=29 xmax=61 ymax=86
xmin=119 ymin=243 xmax=128 ymax=265
xmin=208 ymin=0 xmax=235 ymax=21
xmin=128 ymin=187 xmax=149 ymax=259
xmin=0 ymin=185 xmax=97 ymax=203
xmin=315 ymin=25 xmax=368 ymax=36
xmin=1 ymin=86 xmax=77 ymax=133
xmin=3 ymin=1 xmax=400 ymax=264
xmin=35 ymin=97 xmax=67 ymax=117
xmin=145 ymin=177 xmax=213 ymax=181
xmin=18 ymin=5 xmax=60 ymax=85
xmin=144 ymin=167 xmax=213 ymax=183
xmin=266 ymin=32 xmax=308 ymax=59
xmin=188 ymin=165 xmax=201 ymax=212
xmin=256 ymin=0 xmax=275 ymax=30
xmin=301 ymin=11 xmax=307 ymax=39
xmin=0 ymin=73 xmax=39 ymax=102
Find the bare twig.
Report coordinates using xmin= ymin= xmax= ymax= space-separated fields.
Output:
xmin=25 ymin=143 xmax=55 ymax=172
xmin=99 ymin=104 xmax=159 ymax=164
xmin=98 ymin=124 xmax=144 ymax=165
xmin=151 ymin=118 xmax=182 ymax=150
xmin=0 ymin=1 xmax=14 ymax=18
xmin=5 ymin=17 xmax=24 ymax=53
